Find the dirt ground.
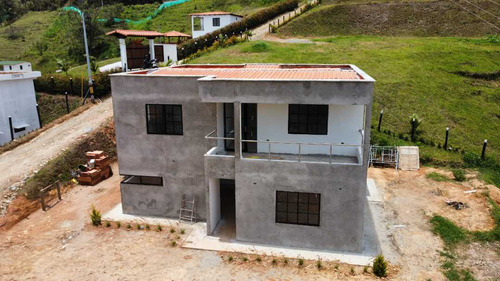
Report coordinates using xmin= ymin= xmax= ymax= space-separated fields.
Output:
xmin=0 ymin=98 xmax=113 ymax=202
xmin=0 ymin=163 xmax=498 ymax=280
xmin=369 ymin=167 xmax=499 ymax=281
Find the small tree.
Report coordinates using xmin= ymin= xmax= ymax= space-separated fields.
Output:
xmin=90 ymin=205 xmax=101 ymax=226
xmin=34 ymin=40 xmax=48 ymax=56
xmin=89 ymin=56 xmax=99 ymax=75
xmin=373 ymin=255 xmax=387 ymax=277
xmin=56 ymin=58 xmax=70 ymax=76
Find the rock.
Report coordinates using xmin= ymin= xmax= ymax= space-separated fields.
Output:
xmin=9 ymin=185 xmax=17 ymax=191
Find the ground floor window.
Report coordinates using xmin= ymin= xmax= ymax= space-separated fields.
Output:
xmin=276 ymin=191 xmax=320 ymax=226
xmin=121 ymin=175 xmax=163 ymax=186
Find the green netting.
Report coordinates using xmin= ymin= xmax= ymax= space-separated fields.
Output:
xmin=64 ymin=0 xmax=190 ymax=24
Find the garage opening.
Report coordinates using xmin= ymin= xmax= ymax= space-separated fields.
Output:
xmin=209 ymin=179 xmax=235 ymax=240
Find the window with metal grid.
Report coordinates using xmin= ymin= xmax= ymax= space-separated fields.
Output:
xmin=213 ymin=17 xmax=220 ymax=27
xmin=288 ymin=104 xmax=328 ymax=135
xmin=276 ymin=191 xmax=320 ymax=226
xmin=146 ymin=104 xmax=183 ymax=135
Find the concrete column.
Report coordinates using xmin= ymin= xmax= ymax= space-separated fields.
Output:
xmin=119 ymin=38 xmax=127 ymax=72
xmin=148 ymin=39 xmax=155 ymax=61
xmin=234 ymin=102 xmax=241 ymax=158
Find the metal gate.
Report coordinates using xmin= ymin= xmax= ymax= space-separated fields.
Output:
xmin=369 ymin=146 xmax=399 ymax=169
xmin=126 ymin=41 xmax=164 ymax=69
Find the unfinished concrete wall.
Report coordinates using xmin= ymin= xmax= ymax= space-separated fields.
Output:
xmin=234 ymin=159 xmax=368 ymax=252
xmin=0 ymin=78 xmax=40 ymax=145
xmin=111 ymin=75 xmax=217 ymax=220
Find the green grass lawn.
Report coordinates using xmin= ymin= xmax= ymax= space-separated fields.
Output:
xmin=0 ymin=11 xmax=57 ymax=60
xmin=188 ymin=37 xmax=500 ymax=161
xmin=67 ymin=57 xmax=120 ymax=76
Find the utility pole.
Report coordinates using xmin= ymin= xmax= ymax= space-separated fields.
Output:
xmin=81 ymin=12 xmax=94 ymax=103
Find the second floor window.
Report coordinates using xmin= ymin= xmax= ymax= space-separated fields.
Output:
xmin=213 ymin=17 xmax=220 ymax=27
xmin=288 ymin=104 xmax=328 ymax=135
xmin=146 ymin=104 xmax=183 ymax=135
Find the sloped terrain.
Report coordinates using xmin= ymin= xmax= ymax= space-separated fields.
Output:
xmin=279 ymin=0 xmax=500 ymax=37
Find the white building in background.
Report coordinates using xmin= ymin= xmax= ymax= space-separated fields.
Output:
xmin=0 ymin=61 xmax=41 ymax=145
xmin=190 ymin=11 xmax=243 ymax=38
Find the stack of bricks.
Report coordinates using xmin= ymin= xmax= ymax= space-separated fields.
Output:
xmin=77 ymin=151 xmax=113 ymax=186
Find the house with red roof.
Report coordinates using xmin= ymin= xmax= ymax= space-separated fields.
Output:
xmin=110 ymin=63 xmax=376 ymax=253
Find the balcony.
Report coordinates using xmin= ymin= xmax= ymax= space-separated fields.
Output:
xmin=205 ymin=130 xmax=363 ymax=166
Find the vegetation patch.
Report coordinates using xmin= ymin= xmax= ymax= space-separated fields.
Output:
xmin=242 ymin=42 xmax=271 ymax=53
xmin=279 ymin=0 xmax=500 ymax=37
xmin=426 ymin=172 xmax=450 ymax=182
xmin=36 ymin=93 xmax=82 ymax=125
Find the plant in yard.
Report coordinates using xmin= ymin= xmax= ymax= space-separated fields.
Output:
xmin=170 ymin=228 xmax=175 ymax=233
xmin=242 ymin=257 xmax=248 ymax=262
xmin=90 ymin=204 xmax=101 ymax=226
xmin=316 ymin=259 xmax=322 ymax=270
xmin=157 ymin=224 xmax=162 ymax=231
xmin=56 ymin=58 xmax=70 ymax=76
xmin=126 ymin=223 xmax=131 ymax=229
xmin=256 ymin=256 xmax=262 ymax=262
xmin=145 ymin=224 xmax=150 ymax=230
xmin=408 ymin=113 xmax=422 ymax=141
xmin=136 ymin=224 xmax=142 ymax=230
xmin=334 ymin=264 xmax=339 ymax=270
xmin=452 ymin=169 xmax=466 ymax=182
xmin=373 ymin=255 xmax=388 ymax=277
xmin=298 ymin=258 xmax=304 ymax=267
xmin=116 ymin=221 xmax=121 ymax=228
xmin=351 ymin=267 xmax=355 ymax=275
xmin=180 ymin=229 xmax=185 ymax=235
xmin=228 ymin=255 xmax=233 ymax=262
xmin=363 ymin=266 xmax=369 ymax=274
xmin=105 ymin=221 xmax=111 ymax=227
xmin=175 ymin=235 xmax=180 ymax=240
xmin=283 ymin=257 xmax=288 ymax=265
xmin=272 ymin=258 xmax=277 ymax=265
xmin=171 ymin=240 xmax=176 ymax=247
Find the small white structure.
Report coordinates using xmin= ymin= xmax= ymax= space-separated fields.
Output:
xmin=0 ymin=61 xmax=41 ymax=145
xmin=190 ymin=11 xmax=243 ymax=38
xmin=1 ymin=61 xmax=32 ymax=72
xmin=107 ymin=30 xmax=191 ymax=71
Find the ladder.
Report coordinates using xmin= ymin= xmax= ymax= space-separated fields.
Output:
xmin=179 ymin=197 xmax=196 ymax=223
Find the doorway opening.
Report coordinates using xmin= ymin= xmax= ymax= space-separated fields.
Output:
xmin=214 ymin=179 xmax=236 ymax=241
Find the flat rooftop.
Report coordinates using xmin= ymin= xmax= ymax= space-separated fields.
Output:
xmin=123 ymin=64 xmax=375 ymax=82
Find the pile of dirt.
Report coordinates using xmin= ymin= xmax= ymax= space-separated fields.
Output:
xmin=280 ymin=0 xmax=499 ymax=37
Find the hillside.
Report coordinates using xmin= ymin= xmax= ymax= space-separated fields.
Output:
xmin=0 ymin=11 xmax=57 ymax=60
xmin=279 ymin=0 xmax=500 ymax=37
xmin=1 ymin=0 xmax=283 ymax=72
xmin=187 ymin=37 xmax=500 ymax=164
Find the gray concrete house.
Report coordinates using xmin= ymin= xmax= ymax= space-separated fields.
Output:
xmin=110 ymin=64 xmax=375 ymax=252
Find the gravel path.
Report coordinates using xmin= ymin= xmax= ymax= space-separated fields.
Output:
xmin=0 ymin=98 xmax=113 ymax=199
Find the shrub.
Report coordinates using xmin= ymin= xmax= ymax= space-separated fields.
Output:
xmin=178 ymin=0 xmax=298 ymax=59
xmin=170 ymin=228 xmax=175 ymax=233
xmin=136 ymin=224 xmax=142 ymax=230
xmin=316 ymin=259 xmax=322 ymax=270
xmin=127 ymin=224 xmax=131 ymax=229
xmin=373 ymin=255 xmax=387 ymax=277
xmin=256 ymin=256 xmax=262 ymax=262
xmin=242 ymin=257 xmax=248 ymax=262
xmin=145 ymin=224 xmax=150 ymax=230
xmin=452 ymin=169 xmax=466 ymax=182
xmin=105 ymin=221 xmax=111 ymax=227
xmin=116 ymin=221 xmax=121 ymax=228
xmin=90 ymin=205 xmax=101 ymax=226
xmin=272 ymin=258 xmax=277 ymax=265
xmin=171 ymin=241 xmax=177 ymax=247
xmin=157 ymin=224 xmax=162 ymax=231
xmin=180 ymin=229 xmax=185 ymax=235
xmin=298 ymin=258 xmax=304 ymax=266
xmin=33 ymin=70 xmax=117 ymax=97
xmin=283 ymin=258 xmax=288 ymax=265
xmin=228 ymin=256 xmax=233 ymax=262
xmin=350 ymin=267 xmax=355 ymax=275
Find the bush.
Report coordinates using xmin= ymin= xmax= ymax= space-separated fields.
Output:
xmin=90 ymin=205 xmax=101 ymax=226
xmin=34 ymin=70 xmax=117 ymax=97
xmin=452 ymin=169 xmax=466 ymax=181
xmin=372 ymin=255 xmax=387 ymax=277
xmin=178 ymin=0 xmax=298 ymax=59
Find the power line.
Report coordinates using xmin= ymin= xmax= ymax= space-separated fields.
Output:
xmin=450 ymin=0 xmax=500 ymax=31
xmin=461 ymin=0 xmax=500 ymax=19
